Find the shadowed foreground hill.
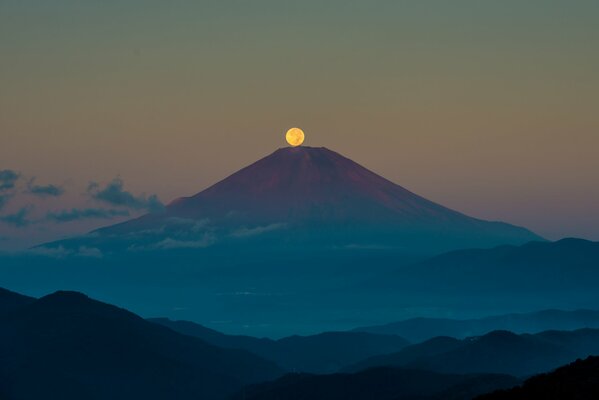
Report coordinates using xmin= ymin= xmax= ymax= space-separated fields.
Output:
xmin=231 ymin=367 xmax=520 ymax=400
xmin=0 ymin=287 xmax=35 ymax=315
xmin=476 ymin=356 xmax=599 ymax=400
xmin=150 ymin=317 xmax=409 ymax=373
xmin=0 ymin=289 xmax=282 ymax=400
xmin=346 ymin=329 xmax=599 ymax=377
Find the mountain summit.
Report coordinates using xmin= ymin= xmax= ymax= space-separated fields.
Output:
xmin=48 ymin=147 xmax=541 ymax=253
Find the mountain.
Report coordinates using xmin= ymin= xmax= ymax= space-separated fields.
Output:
xmin=0 ymin=287 xmax=35 ymax=315
xmin=42 ymin=146 xmax=540 ymax=254
xmin=150 ymin=317 xmax=410 ymax=373
xmin=354 ymin=309 xmax=599 ymax=342
xmin=345 ymin=328 xmax=599 ymax=377
xmin=230 ymin=367 xmax=520 ymax=400
xmin=0 ymin=289 xmax=283 ymax=400
xmin=366 ymin=238 xmax=599 ymax=313
xmin=416 ymin=237 xmax=599 ymax=275
xmin=476 ymin=356 xmax=599 ymax=399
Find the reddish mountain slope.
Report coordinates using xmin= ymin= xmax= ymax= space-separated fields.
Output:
xmin=53 ymin=147 xmax=541 ymax=253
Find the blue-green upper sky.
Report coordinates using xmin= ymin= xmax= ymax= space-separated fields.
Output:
xmin=1 ymin=0 xmax=598 ymax=248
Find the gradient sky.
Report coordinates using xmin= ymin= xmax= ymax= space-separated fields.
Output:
xmin=1 ymin=0 xmax=598 ymax=249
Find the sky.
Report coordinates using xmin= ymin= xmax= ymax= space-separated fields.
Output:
xmin=1 ymin=0 xmax=598 ymax=249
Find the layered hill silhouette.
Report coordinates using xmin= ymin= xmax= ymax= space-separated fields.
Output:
xmin=43 ymin=146 xmax=540 ymax=254
xmin=354 ymin=308 xmax=599 ymax=342
xmin=345 ymin=328 xmax=599 ymax=377
xmin=0 ymin=287 xmax=35 ymax=315
xmin=150 ymin=317 xmax=409 ymax=373
xmin=4 ymin=287 xmax=599 ymax=399
xmin=476 ymin=356 xmax=599 ymax=399
xmin=0 ymin=288 xmax=282 ymax=400
xmin=230 ymin=367 xmax=520 ymax=400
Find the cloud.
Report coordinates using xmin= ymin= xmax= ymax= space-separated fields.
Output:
xmin=127 ymin=231 xmax=217 ymax=251
xmin=46 ymin=208 xmax=130 ymax=223
xmin=27 ymin=179 xmax=65 ymax=197
xmin=0 ymin=170 xmax=19 ymax=210
xmin=88 ymin=178 xmax=164 ymax=212
xmin=153 ymin=235 xmax=216 ymax=249
xmin=0 ymin=194 xmax=12 ymax=211
xmin=27 ymin=245 xmax=103 ymax=259
xmin=0 ymin=206 xmax=33 ymax=227
xmin=164 ymin=217 xmax=210 ymax=233
xmin=0 ymin=169 xmax=20 ymax=191
xmin=231 ymin=223 xmax=286 ymax=238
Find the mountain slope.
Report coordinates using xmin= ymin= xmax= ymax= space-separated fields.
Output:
xmin=476 ymin=356 xmax=599 ymax=399
xmin=44 ymin=147 xmax=540 ymax=254
xmin=354 ymin=309 xmax=599 ymax=342
xmin=371 ymin=238 xmax=599 ymax=306
xmin=0 ymin=289 xmax=283 ymax=400
xmin=0 ymin=287 xmax=35 ymax=315
xmin=149 ymin=317 xmax=410 ymax=373
xmin=346 ymin=328 xmax=599 ymax=377
xmin=230 ymin=367 xmax=520 ymax=400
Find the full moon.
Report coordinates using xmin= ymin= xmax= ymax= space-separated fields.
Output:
xmin=285 ymin=127 xmax=305 ymax=147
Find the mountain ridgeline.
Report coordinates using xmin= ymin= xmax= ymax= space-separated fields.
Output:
xmin=0 ymin=288 xmax=282 ymax=400
xmin=3 ymin=287 xmax=599 ymax=400
xmin=345 ymin=328 xmax=599 ymax=377
xmin=149 ymin=317 xmax=410 ymax=374
xmin=232 ymin=368 xmax=520 ymax=400
xmin=476 ymin=356 xmax=599 ymax=400
xmin=41 ymin=146 xmax=540 ymax=254
xmin=354 ymin=308 xmax=599 ymax=343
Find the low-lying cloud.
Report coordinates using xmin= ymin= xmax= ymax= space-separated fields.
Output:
xmin=27 ymin=245 xmax=103 ymax=259
xmin=0 ymin=206 xmax=32 ymax=227
xmin=0 ymin=169 xmax=20 ymax=191
xmin=0 ymin=194 xmax=12 ymax=211
xmin=88 ymin=178 xmax=164 ymax=212
xmin=27 ymin=179 xmax=65 ymax=197
xmin=46 ymin=208 xmax=131 ymax=223
xmin=152 ymin=234 xmax=216 ymax=250
xmin=231 ymin=223 xmax=286 ymax=238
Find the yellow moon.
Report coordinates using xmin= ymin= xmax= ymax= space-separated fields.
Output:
xmin=285 ymin=127 xmax=305 ymax=147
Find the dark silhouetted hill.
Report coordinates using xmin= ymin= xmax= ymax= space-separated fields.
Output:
xmin=230 ymin=367 xmax=520 ymax=400
xmin=0 ymin=287 xmax=35 ymax=315
xmin=346 ymin=329 xmax=599 ymax=377
xmin=0 ymin=289 xmax=283 ymax=400
xmin=476 ymin=356 xmax=599 ymax=400
xmin=354 ymin=308 xmax=599 ymax=342
xmin=150 ymin=317 xmax=409 ymax=373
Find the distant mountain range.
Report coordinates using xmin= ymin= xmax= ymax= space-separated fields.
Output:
xmin=345 ymin=328 xmax=599 ymax=377
xmin=476 ymin=356 xmax=599 ymax=400
xmin=231 ymin=355 xmax=599 ymax=400
xmin=405 ymin=237 xmax=599 ymax=287
xmin=41 ymin=146 xmax=540 ymax=254
xmin=231 ymin=368 xmax=520 ymax=400
xmin=150 ymin=317 xmax=409 ymax=373
xmin=150 ymin=308 xmax=599 ymax=374
xmin=354 ymin=309 xmax=599 ymax=342
xmin=0 ymin=288 xmax=282 ymax=400
xmin=368 ymin=238 xmax=599 ymax=310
